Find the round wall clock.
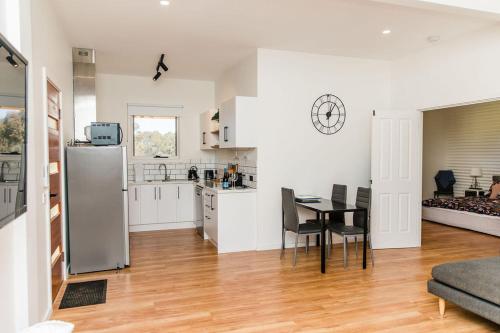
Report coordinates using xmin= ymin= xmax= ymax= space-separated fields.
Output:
xmin=310 ymin=94 xmax=346 ymax=135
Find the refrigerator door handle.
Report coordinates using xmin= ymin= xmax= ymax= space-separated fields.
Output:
xmin=121 ymin=146 xmax=128 ymax=191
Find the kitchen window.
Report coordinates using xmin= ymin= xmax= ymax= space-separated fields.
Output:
xmin=132 ymin=115 xmax=178 ymax=158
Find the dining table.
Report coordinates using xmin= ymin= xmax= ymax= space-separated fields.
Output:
xmin=294 ymin=198 xmax=368 ymax=273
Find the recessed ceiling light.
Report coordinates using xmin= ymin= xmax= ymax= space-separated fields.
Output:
xmin=160 ymin=0 xmax=170 ymax=6
xmin=382 ymin=29 xmax=391 ymax=35
xmin=427 ymin=35 xmax=441 ymax=43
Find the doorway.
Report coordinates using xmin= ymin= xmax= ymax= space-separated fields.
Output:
xmin=47 ymin=80 xmax=63 ymax=301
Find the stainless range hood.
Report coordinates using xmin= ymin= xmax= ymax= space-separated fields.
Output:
xmin=72 ymin=48 xmax=96 ymax=141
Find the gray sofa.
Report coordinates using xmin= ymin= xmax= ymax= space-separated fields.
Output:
xmin=427 ymin=256 xmax=500 ymax=324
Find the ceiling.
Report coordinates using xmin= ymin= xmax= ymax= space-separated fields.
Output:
xmin=51 ymin=0 xmax=498 ymax=81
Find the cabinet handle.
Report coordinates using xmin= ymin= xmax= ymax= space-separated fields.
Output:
xmin=202 ymin=132 xmax=206 ymax=145
xmin=224 ymin=126 xmax=228 ymax=142
xmin=210 ymin=194 xmax=214 ymax=211
xmin=9 ymin=188 xmax=11 ymax=203
xmin=3 ymin=188 xmax=6 ymax=203
xmin=154 ymin=187 xmax=157 ymax=200
xmin=205 ymin=215 xmax=210 ymax=220
xmin=134 ymin=188 xmax=137 ymax=201
xmin=159 ymin=187 xmax=162 ymax=200
xmin=178 ymin=186 xmax=180 ymax=199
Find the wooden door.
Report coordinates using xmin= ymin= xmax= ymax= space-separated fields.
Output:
xmin=47 ymin=81 xmax=63 ymax=301
xmin=371 ymin=110 xmax=422 ymax=249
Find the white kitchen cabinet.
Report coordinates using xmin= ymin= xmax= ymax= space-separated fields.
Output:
xmin=128 ymin=185 xmax=141 ymax=226
xmin=219 ymin=96 xmax=257 ymax=148
xmin=158 ymin=184 xmax=177 ymax=223
xmin=177 ymin=183 xmax=194 ymax=222
xmin=0 ymin=184 xmax=18 ymax=217
xmin=131 ymin=182 xmax=195 ymax=229
xmin=200 ymin=109 xmax=218 ymax=150
xmin=203 ymin=188 xmax=256 ymax=253
xmin=140 ymin=184 xmax=158 ymax=224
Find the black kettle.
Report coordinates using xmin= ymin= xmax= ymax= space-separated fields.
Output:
xmin=188 ymin=166 xmax=199 ymax=180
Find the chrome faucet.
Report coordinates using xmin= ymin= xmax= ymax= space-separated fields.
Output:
xmin=0 ymin=161 xmax=9 ymax=182
xmin=159 ymin=163 xmax=169 ymax=181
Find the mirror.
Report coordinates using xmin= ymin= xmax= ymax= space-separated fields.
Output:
xmin=0 ymin=33 xmax=27 ymax=228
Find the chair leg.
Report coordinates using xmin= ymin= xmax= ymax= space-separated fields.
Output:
xmin=280 ymin=229 xmax=286 ymax=259
xmin=439 ymin=298 xmax=445 ymax=318
xmin=343 ymin=235 xmax=348 ymax=268
xmin=293 ymin=233 xmax=299 ymax=266
xmin=354 ymin=236 xmax=358 ymax=259
xmin=368 ymin=233 xmax=375 ymax=267
xmin=305 ymin=235 xmax=309 ymax=254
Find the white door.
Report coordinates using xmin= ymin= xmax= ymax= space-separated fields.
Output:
xmin=140 ymin=185 xmax=158 ymax=224
xmin=157 ymin=184 xmax=177 ymax=223
xmin=177 ymin=184 xmax=194 ymax=222
xmin=371 ymin=110 xmax=422 ymax=249
xmin=128 ymin=186 xmax=141 ymax=225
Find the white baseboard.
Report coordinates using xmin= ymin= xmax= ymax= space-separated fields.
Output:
xmin=129 ymin=222 xmax=196 ymax=232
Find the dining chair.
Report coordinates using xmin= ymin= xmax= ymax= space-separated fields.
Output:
xmin=305 ymin=184 xmax=347 ymax=252
xmin=328 ymin=187 xmax=374 ymax=268
xmin=281 ymin=187 xmax=322 ymax=266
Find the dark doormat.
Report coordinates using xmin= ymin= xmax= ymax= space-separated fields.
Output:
xmin=59 ymin=279 xmax=107 ymax=309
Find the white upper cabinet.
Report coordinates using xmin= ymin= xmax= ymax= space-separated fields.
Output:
xmin=200 ymin=109 xmax=219 ymax=150
xmin=219 ymin=96 xmax=257 ymax=148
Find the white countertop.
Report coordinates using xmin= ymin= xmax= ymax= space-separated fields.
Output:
xmin=128 ymin=179 xmax=256 ymax=194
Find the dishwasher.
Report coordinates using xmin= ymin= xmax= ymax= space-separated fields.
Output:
xmin=195 ymin=185 xmax=204 ymax=238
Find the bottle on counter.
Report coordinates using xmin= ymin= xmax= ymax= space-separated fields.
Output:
xmin=222 ymin=168 xmax=229 ymax=189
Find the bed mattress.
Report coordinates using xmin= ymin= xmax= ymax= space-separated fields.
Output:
xmin=422 ymin=196 xmax=500 ymax=217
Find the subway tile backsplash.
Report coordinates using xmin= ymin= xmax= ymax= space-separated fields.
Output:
xmin=128 ymin=158 xmax=257 ymax=188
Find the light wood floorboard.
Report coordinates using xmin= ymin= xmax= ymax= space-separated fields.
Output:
xmin=51 ymin=221 xmax=500 ymax=332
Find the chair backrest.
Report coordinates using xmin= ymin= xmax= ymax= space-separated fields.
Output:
xmin=434 ymin=170 xmax=455 ymax=191
xmin=281 ymin=187 xmax=300 ymax=233
xmin=353 ymin=187 xmax=371 ymax=229
xmin=331 ymin=184 xmax=347 ymax=224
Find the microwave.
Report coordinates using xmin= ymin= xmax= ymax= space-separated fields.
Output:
xmin=87 ymin=122 xmax=122 ymax=146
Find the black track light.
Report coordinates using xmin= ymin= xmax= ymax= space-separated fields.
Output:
xmin=6 ymin=53 xmax=19 ymax=68
xmin=153 ymin=53 xmax=168 ymax=81
xmin=153 ymin=71 xmax=162 ymax=81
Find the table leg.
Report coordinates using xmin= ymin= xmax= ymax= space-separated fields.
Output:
xmin=363 ymin=208 xmax=367 ymax=269
xmin=316 ymin=212 xmax=320 ymax=246
xmin=321 ymin=212 xmax=326 ymax=273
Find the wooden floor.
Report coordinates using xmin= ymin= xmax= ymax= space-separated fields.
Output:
xmin=52 ymin=222 xmax=500 ymax=332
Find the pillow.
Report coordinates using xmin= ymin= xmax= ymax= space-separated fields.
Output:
xmin=21 ymin=321 xmax=74 ymax=333
xmin=490 ymin=183 xmax=500 ymax=199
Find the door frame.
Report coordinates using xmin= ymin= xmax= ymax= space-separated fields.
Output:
xmin=41 ymin=68 xmax=67 ymax=308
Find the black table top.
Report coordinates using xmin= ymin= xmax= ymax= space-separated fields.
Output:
xmin=296 ymin=198 xmax=366 ymax=213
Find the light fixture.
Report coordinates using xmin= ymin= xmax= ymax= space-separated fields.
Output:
xmin=470 ymin=168 xmax=482 ymax=189
xmin=382 ymin=29 xmax=391 ymax=35
xmin=153 ymin=53 xmax=169 ymax=81
xmin=160 ymin=0 xmax=170 ymax=6
xmin=6 ymin=53 xmax=19 ymax=68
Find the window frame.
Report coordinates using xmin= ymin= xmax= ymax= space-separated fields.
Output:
xmin=127 ymin=104 xmax=183 ymax=161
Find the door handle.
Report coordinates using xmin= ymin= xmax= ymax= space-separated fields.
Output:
xmin=224 ymin=126 xmax=228 ymax=142
xmin=202 ymin=132 xmax=206 ymax=145
xmin=50 ymin=193 xmax=57 ymax=198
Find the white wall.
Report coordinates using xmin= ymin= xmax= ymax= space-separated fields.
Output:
xmin=215 ymin=53 xmax=257 ymax=105
xmin=255 ymin=49 xmax=391 ymax=249
xmin=422 ymin=111 xmax=448 ymax=199
xmin=96 ymin=74 xmax=214 ymax=161
xmin=423 ymin=101 xmax=500 ymax=198
xmin=391 ymin=25 xmax=500 ymax=110
xmin=0 ymin=0 xmax=73 ymax=331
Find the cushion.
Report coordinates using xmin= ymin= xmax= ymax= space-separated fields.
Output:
xmin=490 ymin=183 xmax=500 ymax=199
xmin=431 ymin=256 xmax=500 ymax=305
xmin=21 ymin=321 xmax=74 ymax=333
